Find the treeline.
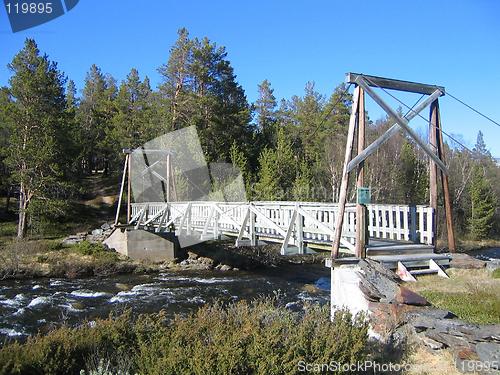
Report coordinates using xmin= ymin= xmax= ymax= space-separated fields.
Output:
xmin=0 ymin=29 xmax=498 ymax=240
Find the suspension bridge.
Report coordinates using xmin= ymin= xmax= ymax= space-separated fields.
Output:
xmin=107 ymin=72 xmax=463 ymax=281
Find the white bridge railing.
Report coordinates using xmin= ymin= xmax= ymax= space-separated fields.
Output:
xmin=129 ymin=201 xmax=434 ymax=255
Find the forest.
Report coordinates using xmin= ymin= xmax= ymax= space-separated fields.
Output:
xmin=0 ymin=28 xmax=498 ymax=242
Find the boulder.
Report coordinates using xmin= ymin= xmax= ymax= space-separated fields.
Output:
xmin=395 ymin=286 xmax=429 ymax=306
xmin=486 ymin=259 xmax=500 ymax=272
xmin=101 ymin=223 xmax=111 ymax=231
xmin=197 ymin=257 xmax=214 ymax=266
xmin=187 ymin=251 xmax=199 ymax=260
xmin=115 ymin=283 xmax=131 ymax=291
xmin=219 ymin=264 xmax=232 ymax=271
xmin=302 ymin=284 xmax=320 ymax=294
xmin=91 ymin=228 xmax=104 ymax=236
xmin=421 ymin=335 xmax=445 ymax=350
xmin=62 ymin=235 xmax=85 ymax=246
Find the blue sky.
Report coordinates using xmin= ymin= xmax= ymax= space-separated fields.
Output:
xmin=1 ymin=0 xmax=499 ymax=156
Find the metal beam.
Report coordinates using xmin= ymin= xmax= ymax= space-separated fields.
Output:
xmin=346 ymin=73 xmax=445 ymax=96
xmin=355 ymin=77 xmax=448 ymax=174
xmin=346 ymin=89 xmax=443 ymax=173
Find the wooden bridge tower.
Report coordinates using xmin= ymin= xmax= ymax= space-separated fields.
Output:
xmin=331 ymin=73 xmax=456 ymax=260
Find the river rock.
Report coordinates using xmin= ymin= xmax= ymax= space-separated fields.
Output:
xmin=486 ymin=259 xmax=500 ymax=271
xmin=197 ymin=257 xmax=214 ymax=266
xmin=450 ymin=253 xmax=486 ymax=269
xmin=302 ymin=284 xmax=320 ymax=294
xmin=91 ymin=228 xmax=104 ymax=236
xmin=115 ymin=283 xmax=131 ymax=291
xmin=421 ymin=335 xmax=445 ymax=350
xmin=219 ymin=264 xmax=232 ymax=271
xmin=187 ymin=251 xmax=199 ymax=260
xmin=395 ymin=286 xmax=429 ymax=306
xmin=100 ymin=223 xmax=111 ymax=231
xmin=62 ymin=235 xmax=85 ymax=246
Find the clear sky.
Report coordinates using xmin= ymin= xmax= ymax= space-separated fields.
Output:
xmin=1 ymin=0 xmax=499 ymax=156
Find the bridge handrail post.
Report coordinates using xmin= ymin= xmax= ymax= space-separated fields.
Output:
xmin=249 ymin=203 xmax=256 ymax=246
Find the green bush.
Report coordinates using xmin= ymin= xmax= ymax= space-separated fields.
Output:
xmin=74 ymin=241 xmax=107 ymax=256
xmin=0 ymin=299 xmax=369 ymax=375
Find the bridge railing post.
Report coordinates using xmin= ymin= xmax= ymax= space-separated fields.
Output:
xmin=249 ymin=204 xmax=256 ymax=246
xmin=296 ymin=203 xmax=304 ymax=254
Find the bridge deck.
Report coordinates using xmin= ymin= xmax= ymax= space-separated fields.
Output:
xmin=127 ymin=201 xmax=439 ymax=260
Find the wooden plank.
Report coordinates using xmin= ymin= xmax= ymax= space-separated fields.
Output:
xmin=434 ymin=101 xmax=456 ymax=252
xmin=355 ymin=77 xmax=449 ymax=174
xmin=332 ymin=86 xmax=360 ymax=258
xmin=429 ymin=100 xmax=439 ymax=247
xmin=355 ymin=87 xmax=366 ymax=258
xmin=346 ymin=73 xmax=445 ymax=96
xmin=346 ymin=89 xmax=443 ymax=173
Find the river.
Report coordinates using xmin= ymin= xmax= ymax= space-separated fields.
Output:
xmin=0 ymin=264 xmax=330 ymax=341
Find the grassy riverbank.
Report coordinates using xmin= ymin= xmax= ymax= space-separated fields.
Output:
xmin=0 ymin=299 xmax=370 ymax=375
xmin=0 ymin=238 xmax=154 ymax=280
xmin=407 ymin=268 xmax=500 ymax=324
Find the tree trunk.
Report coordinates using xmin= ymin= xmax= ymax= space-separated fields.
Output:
xmin=17 ymin=184 xmax=27 ymax=239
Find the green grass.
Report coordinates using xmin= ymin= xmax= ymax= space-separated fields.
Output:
xmin=492 ymin=268 xmax=500 ymax=279
xmin=407 ymin=269 xmax=500 ymax=325
xmin=0 ymin=221 xmax=17 ymax=237
xmin=419 ymin=289 xmax=500 ymax=324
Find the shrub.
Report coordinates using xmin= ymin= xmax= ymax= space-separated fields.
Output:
xmin=0 ymin=299 xmax=369 ymax=375
xmin=74 ymin=241 xmax=107 ymax=256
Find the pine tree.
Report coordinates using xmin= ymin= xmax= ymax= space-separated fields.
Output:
xmin=473 ymin=131 xmax=491 ymax=159
xmin=158 ymin=29 xmax=253 ymax=163
xmin=229 ymin=142 xmax=252 ymax=197
xmin=158 ymin=28 xmax=193 ymax=130
xmin=109 ymin=68 xmax=156 ymax=156
xmin=255 ymin=79 xmax=277 ymax=147
xmin=469 ymin=165 xmax=497 ymax=239
xmin=5 ymin=39 xmax=67 ymax=238
xmin=292 ymin=160 xmax=313 ymax=201
xmin=396 ymin=141 xmax=428 ymax=204
xmin=254 ymin=129 xmax=296 ymax=200
xmin=0 ymin=87 xmax=13 ymax=212
xmin=77 ymin=64 xmax=116 ymax=174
